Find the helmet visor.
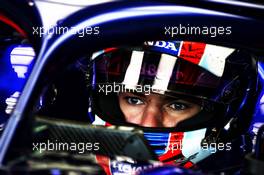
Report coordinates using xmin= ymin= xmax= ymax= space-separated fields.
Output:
xmin=93 ymin=47 xmax=223 ymax=98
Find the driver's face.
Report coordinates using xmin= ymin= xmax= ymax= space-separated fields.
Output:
xmin=118 ymin=92 xmax=201 ymax=127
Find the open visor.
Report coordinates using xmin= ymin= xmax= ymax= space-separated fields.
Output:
xmin=89 ymin=43 xmax=235 ymax=131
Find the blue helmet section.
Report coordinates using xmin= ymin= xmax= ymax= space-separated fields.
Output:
xmin=144 ymin=132 xmax=170 ymax=156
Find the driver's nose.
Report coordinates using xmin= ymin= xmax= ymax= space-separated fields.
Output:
xmin=140 ymin=102 xmax=163 ymax=127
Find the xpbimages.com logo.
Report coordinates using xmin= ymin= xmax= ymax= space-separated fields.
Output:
xmin=96 ymin=83 xmax=165 ymax=95
xmin=164 ymin=24 xmax=232 ymax=38
xmin=32 ymin=140 xmax=100 ymax=154
xmin=32 ymin=26 xmax=100 ymax=37
xmin=165 ymin=141 xmax=232 ymax=154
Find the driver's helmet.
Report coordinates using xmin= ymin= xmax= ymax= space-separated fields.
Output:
xmin=87 ymin=40 xmax=258 ymax=169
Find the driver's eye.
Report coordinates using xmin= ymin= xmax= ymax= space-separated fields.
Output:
xmin=168 ymin=102 xmax=189 ymax=111
xmin=125 ymin=97 xmax=144 ymax=105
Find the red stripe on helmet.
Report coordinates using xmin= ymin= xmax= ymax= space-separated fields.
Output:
xmin=179 ymin=41 xmax=206 ymax=64
xmin=159 ymin=132 xmax=184 ymax=162
xmin=183 ymin=161 xmax=194 ymax=169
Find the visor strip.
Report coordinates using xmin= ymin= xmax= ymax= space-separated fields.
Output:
xmin=122 ymin=51 xmax=144 ymax=89
xmin=152 ymin=54 xmax=177 ymax=93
